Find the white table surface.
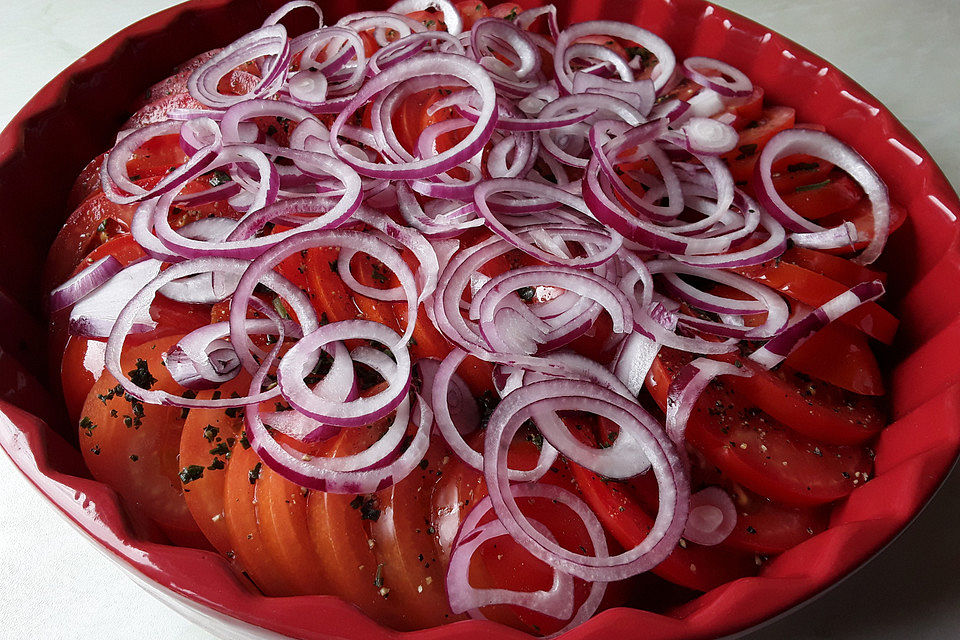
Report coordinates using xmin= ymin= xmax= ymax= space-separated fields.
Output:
xmin=1 ymin=1 xmax=958 ymax=639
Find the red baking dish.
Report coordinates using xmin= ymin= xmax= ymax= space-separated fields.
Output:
xmin=2 ymin=0 xmax=959 ymax=638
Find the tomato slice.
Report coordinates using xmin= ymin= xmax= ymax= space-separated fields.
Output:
xmin=79 ymin=334 xmax=207 ymax=547
xmin=255 ymin=461 xmax=331 ymax=595
xmin=349 ymin=252 xmax=403 ymax=332
xmin=768 ymin=154 xmax=834 ymax=194
xmin=568 ymin=461 xmax=759 ymax=592
xmin=731 ymin=256 xmax=899 ymax=344
xmin=223 ymin=443 xmax=296 ymax=595
xmin=573 ymin=34 xmax=630 ymax=63
xmin=304 ymin=246 xmax=362 ymax=323
xmin=724 ymin=106 xmax=796 ymax=184
xmin=647 ymin=349 xmax=874 ymax=506
xmin=43 ymin=179 xmax=158 ymax=292
xmin=179 ymin=376 xmax=248 ymax=556
xmin=45 ymin=170 xmax=239 ymax=293
xmin=455 ymin=0 xmax=489 ymax=29
xmin=721 ymin=481 xmax=829 ymax=554
xmin=67 ymin=154 xmax=106 ymax=210
xmin=52 ymin=234 xmax=148 ymax=394
xmin=430 ymin=432 xmax=612 ymax=634
xmin=405 ymin=10 xmax=447 ymax=31
xmin=488 ymin=3 xmax=522 ymax=20
xmin=721 ymin=86 xmax=764 ymax=130
xmin=60 ymin=336 xmax=108 ymax=423
xmin=781 ymin=246 xmax=887 ymax=287
xmin=729 ymin=355 xmax=885 ymax=444
xmin=53 ymin=234 xmax=212 ymax=397
xmin=816 ymin=197 xmax=908 ymax=254
xmin=567 ymin=311 xmax=617 ymax=364
xmin=784 ymin=321 xmax=884 ymax=396
xmin=369 ymin=439 xmax=461 ymax=629
xmin=125 ymin=92 xmax=207 ymax=129
xmin=306 ymin=424 xmax=405 ymax=628
xmin=779 ymin=172 xmax=863 ymax=221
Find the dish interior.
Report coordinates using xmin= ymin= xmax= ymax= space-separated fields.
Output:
xmin=1 ymin=1 xmax=959 ymax=639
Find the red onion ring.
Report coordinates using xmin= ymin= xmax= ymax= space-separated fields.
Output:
xmin=188 ymin=25 xmax=292 ymax=108
xmin=554 ymin=20 xmax=676 ymax=93
xmin=683 ymin=486 xmax=738 ymax=546
xmin=681 ymin=56 xmax=753 ymax=98
xmin=430 ymin=348 xmax=558 ymax=481
xmin=750 ymin=280 xmax=885 ymax=369
xmin=665 ymin=357 xmax=752 ymax=445
xmin=49 ymin=254 xmax=123 ymax=313
xmin=330 ymin=54 xmax=497 ymax=180
xmin=754 ymin=128 xmax=890 ymax=265
xmin=484 ymin=379 xmax=689 ymax=581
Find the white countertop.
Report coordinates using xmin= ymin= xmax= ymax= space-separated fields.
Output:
xmin=0 ymin=1 xmax=958 ymax=639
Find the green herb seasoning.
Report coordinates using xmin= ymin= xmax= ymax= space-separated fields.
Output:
xmin=128 ymin=359 xmax=158 ymax=390
xmin=248 ymin=462 xmax=263 ymax=484
xmin=179 ymin=465 xmax=205 ymax=484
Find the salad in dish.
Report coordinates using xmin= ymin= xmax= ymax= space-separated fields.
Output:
xmin=44 ymin=0 xmax=904 ymax=634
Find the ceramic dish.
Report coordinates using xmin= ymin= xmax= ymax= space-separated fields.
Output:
xmin=1 ymin=0 xmax=959 ymax=638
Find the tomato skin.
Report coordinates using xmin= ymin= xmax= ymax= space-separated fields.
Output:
xmin=46 ymin=168 xmax=239 ymax=294
xmin=53 ymin=236 xmax=212 ymax=403
xmin=61 ymin=336 xmax=108 ymax=423
xmin=79 ymin=335 xmax=208 ymax=547
xmin=67 ymin=154 xmax=106 ymax=210
xmin=43 ymin=179 xmax=157 ymax=292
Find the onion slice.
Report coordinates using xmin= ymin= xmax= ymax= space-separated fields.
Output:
xmin=485 ymin=379 xmax=689 ymax=582
xmin=683 ymin=486 xmax=737 ymax=546
xmin=754 ymin=128 xmax=890 ymax=265
xmin=49 ymin=255 xmax=123 ymax=313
